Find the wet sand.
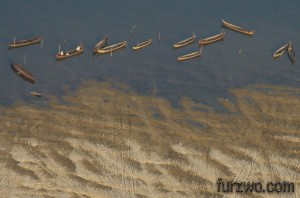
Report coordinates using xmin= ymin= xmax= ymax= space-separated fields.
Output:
xmin=0 ymin=80 xmax=299 ymax=197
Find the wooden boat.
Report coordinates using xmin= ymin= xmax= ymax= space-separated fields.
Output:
xmin=9 ymin=36 xmax=41 ymax=48
xmin=288 ymin=41 xmax=296 ymax=64
xmin=178 ymin=47 xmax=202 ymax=62
xmin=273 ymin=43 xmax=289 ymax=59
xmin=222 ymin=19 xmax=254 ymax=36
xmin=132 ymin=38 xmax=152 ymax=50
xmin=56 ymin=43 xmax=83 ymax=60
xmin=199 ymin=31 xmax=225 ymax=46
xmin=94 ymin=41 xmax=127 ymax=54
xmin=11 ymin=63 xmax=36 ymax=83
xmin=173 ymin=33 xmax=196 ymax=49
xmin=93 ymin=36 xmax=108 ymax=53
xmin=30 ymin=91 xmax=43 ymax=97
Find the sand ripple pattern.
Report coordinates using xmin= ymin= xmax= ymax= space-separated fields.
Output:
xmin=0 ymin=81 xmax=299 ymax=197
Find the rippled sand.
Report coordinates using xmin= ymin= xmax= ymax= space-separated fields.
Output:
xmin=0 ymin=81 xmax=299 ymax=197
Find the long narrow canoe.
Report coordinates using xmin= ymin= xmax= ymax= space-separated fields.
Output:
xmin=93 ymin=36 xmax=108 ymax=53
xmin=178 ymin=47 xmax=202 ymax=62
xmin=273 ymin=43 xmax=289 ymax=59
xmin=288 ymin=41 xmax=296 ymax=64
xmin=173 ymin=33 xmax=196 ymax=49
xmin=11 ymin=63 xmax=36 ymax=83
xmin=199 ymin=31 xmax=225 ymax=46
xmin=94 ymin=41 xmax=127 ymax=54
xmin=222 ymin=19 xmax=254 ymax=36
xmin=132 ymin=38 xmax=152 ymax=50
xmin=56 ymin=44 xmax=83 ymax=60
xmin=9 ymin=36 xmax=41 ymax=48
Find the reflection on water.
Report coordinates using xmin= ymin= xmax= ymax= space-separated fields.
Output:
xmin=0 ymin=0 xmax=299 ymax=110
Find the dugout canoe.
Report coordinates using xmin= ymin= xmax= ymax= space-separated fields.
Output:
xmin=199 ymin=31 xmax=225 ymax=46
xmin=288 ymin=41 xmax=296 ymax=64
xmin=173 ymin=33 xmax=196 ymax=49
xmin=94 ymin=41 xmax=127 ymax=54
xmin=222 ymin=19 xmax=254 ymax=36
xmin=9 ymin=36 xmax=41 ymax=48
xmin=132 ymin=38 xmax=152 ymax=50
xmin=11 ymin=63 xmax=36 ymax=83
xmin=178 ymin=46 xmax=202 ymax=62
xmin=93 ymin=36 xmax=108 ymax=53
xmin=273 ymin=43 xmax=289 ymax=59
xmin=56 ymin=43 xmax=83 ymax=60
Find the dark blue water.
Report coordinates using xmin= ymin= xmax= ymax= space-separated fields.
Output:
xmin=0 ymin=0 xmax=299 ymax=110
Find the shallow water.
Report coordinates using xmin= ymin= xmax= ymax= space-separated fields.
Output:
xmin=0 ymin=0 xmax=299 ymax=110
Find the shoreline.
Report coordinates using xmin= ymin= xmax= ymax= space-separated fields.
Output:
xmin=0 ymin=80 xmax=299 ymax=197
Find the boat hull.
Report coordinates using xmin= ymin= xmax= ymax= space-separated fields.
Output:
xmin=178 ymin=49 xmax=202 ymax=62
xmin=173 ymin=34 xmax=196 ymax=49
xmin=199 ymin=32 xmax=225 ymax=46
xmin=9 ymin=36 xmax=41 ymax=48
xmin=93 ymin=36 xmax=108 ymax=53
xmin=11 ymin=63 xmax=36 ymax=83
xmin=273 ymin=44 xmax=288 ymax=59
xmin=222 ymin=19 xmax=254 ymax=36
xmin=95 ymin=41 xmax=127 ymax=54
xmin=56 ymin=45 xmax=84 ymax=60
xmin=288 ymin=42 xmax=296 ymax=64
xmin=30 ymin=91 xmax=43 ymax=97
xmin=132 ymin=39 xmax=152 ymax=50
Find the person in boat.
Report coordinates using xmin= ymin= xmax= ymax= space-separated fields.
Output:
xmin=60 ymin=51 xmax=64 ymax=55
xmin=76 ymin=46 xmax=81 ymax=51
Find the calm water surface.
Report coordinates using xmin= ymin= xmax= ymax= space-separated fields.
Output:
xmin=0 ymin=0 xmax=299 ymax=110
